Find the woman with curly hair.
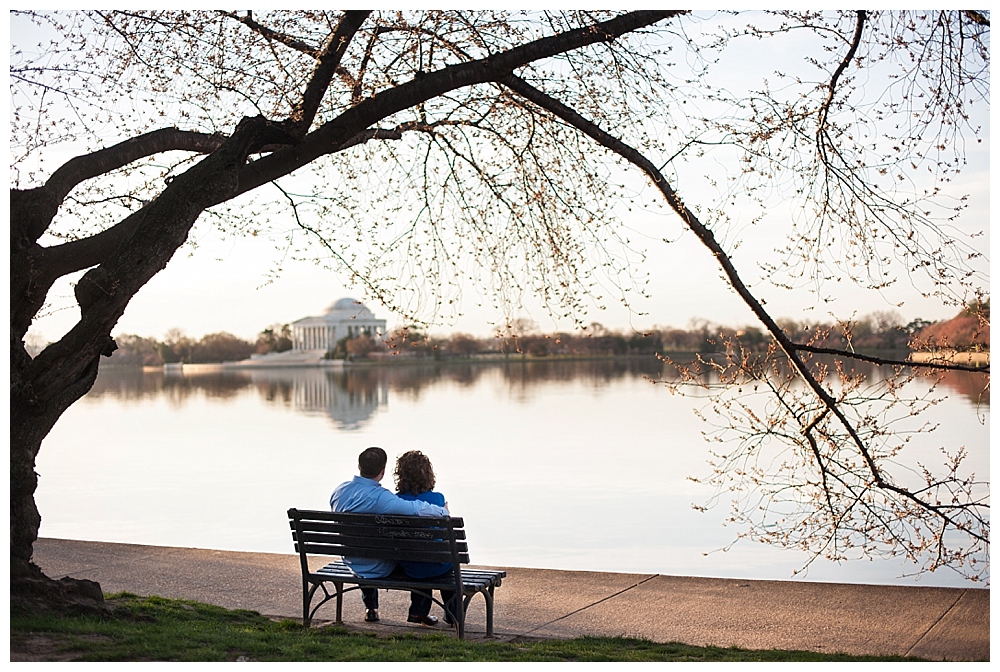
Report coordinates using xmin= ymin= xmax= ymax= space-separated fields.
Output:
xmin=394 ymin=450 xmax=459 ymax=627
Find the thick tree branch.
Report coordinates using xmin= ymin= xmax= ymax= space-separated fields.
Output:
xmin=28 ymin=116 xmax=276 ymax=397
xmin=11 ymin=128 xmax=225 ymax=254
xmin=45 ymin=128 xmax=225 ymax=198
xmin=19 ymin=11 xmax=682 ymax=392
xmin=284 ymin=10 xmax=372 ymax=138
xmin=796 ymin=343 xmax=988 ymax=373
xmin=12 ymin=11 xmax=680 ymax=346
xmin=17 ymin=123 xmax=450 ymax=329
xmin=236 ymin=10 xmax=684 ymax=195
xmin=962 ymin=10 xmax=990 ymax=27
xmin=11 ymin=128 xmax=226 ymax=339
xmin=10 ymin=210 xmax=148 ymax=340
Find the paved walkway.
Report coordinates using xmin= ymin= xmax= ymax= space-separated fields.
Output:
xmin=33 ymin=538 xmax=989 ymax=661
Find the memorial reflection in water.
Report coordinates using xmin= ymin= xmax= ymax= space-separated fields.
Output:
xmin=38 ymin=358 xmax=988 ymax=588
xmin=251 ymin=368 xmax=388 ymax=430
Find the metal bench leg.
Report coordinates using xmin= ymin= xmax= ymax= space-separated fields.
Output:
xmin=335 ymin=581 xmax=344 ymax=624
xmin=303 ymin=579 xmax=311 ymax=626
xmin=442 ymin=598 xmax=459 ymax=635
xmin=484 ymin=586 xmax=496 ymax=638
xmin=304 ymin=581 xmax=325 ymax=627
xmin=460 ymin=593 xmax=476 ymax=640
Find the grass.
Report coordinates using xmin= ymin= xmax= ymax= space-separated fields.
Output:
xmin=10 ymin=593 xmax=922 ymax=662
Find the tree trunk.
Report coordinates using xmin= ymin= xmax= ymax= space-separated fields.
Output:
xmin=10 ymin=341 xmax=108 ymax=613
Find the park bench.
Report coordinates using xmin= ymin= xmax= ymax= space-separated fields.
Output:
xmin=288 ymin=508 xmax=506 ymax=638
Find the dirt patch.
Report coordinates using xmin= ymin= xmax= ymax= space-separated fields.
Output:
xmin=10 ymin=633 xmax=113 ymax=662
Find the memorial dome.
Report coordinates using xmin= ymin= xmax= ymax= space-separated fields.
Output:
xmin=326 ymin=297 xmax=363 ymax=313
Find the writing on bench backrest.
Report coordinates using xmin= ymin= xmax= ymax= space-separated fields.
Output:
xmin=376 ymin=527 xmax=437 ymax=539
xmin=372 ymin=515 xmax=415 ymax=525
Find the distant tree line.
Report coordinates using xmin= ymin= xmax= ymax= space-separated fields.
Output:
xmin=105 ymin=324 xmax=293 ymax=366
xmin=379 ymin=309 xmax=974 ymax=360
xmin=100 ymin=306 xmax=987 ymax=367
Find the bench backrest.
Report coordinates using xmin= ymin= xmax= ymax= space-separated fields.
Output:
xmin=288 ymin=508 xmax=470 ymax=566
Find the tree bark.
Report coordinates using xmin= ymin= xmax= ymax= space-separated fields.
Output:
xmin=10 ymin=338 xmax=108 ymax=613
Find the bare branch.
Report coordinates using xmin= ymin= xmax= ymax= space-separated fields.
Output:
xmin=218 ymin=10 xmax=321 ymax=56
xmin=816 ymin=11 xmax=866 ymax=136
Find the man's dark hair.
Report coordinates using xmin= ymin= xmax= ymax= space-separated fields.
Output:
xmin=358 ymin=446 xmax=388 ymax=478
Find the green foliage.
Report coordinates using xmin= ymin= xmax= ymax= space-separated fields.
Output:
xmin=345 ymin=335 xmax=378 ymax=358
xmin=10 ymin=594 xmax=922 ymax=662
xmin=962 ymin=298 xmax=990 ymax=318
xmin=192 ymin=332 xmax=256 ymax=363
xmin=110 ymin=326 xmax=286 ymax=366
xmin=256 ymin=324 xmax=293 ymax=354
xmin=326 ymin=336 xmax=350 ymax=360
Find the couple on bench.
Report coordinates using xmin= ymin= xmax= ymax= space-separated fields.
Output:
xmin=329 ymin=446 xmax=457 ymax=627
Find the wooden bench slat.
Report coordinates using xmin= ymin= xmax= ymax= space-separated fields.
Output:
xmin=297 ymin=546 xmax=470 ymax=563
xmin=313 ymin=560 xmax=505 ymax=589
xmin=295 ymin=536 xmax=469 ymax=559
xmin=290 ymin=520 xmax=468 ymax=541
xmin=311 ymin=572 xmax=502 ymax=591
xmin=294 ymin=530 xmax=469 ymax=552
xmin=295 ymin=530 xmax=468 ymax=549
xmin=297 ymin=543 xmax=470 ymax=564
xmin=290 ymin=509 xmax=464 ymax=528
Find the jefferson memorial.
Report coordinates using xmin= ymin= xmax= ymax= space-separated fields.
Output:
xmin=290 ymin=298 xmax=387 ymax=352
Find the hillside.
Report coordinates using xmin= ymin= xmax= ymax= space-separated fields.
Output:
xmin=914 ymin=304 xmax=990 ymax=351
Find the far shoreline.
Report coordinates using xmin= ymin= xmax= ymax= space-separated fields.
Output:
xmin=95 ymin=348 xmax=992 ymax=373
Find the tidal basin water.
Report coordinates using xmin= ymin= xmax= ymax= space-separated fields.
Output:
xmin=36 ymin=358 xmax=989 ymax=588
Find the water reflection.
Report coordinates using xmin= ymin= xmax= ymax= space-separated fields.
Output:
xmin=88 ymin=356 xmax=990 ymax=426
xmin=87 ymin=359 xmax=680 ymax=429
xmin=924 ymin=368 xmax=990 ymax=406
xmin=290 ymin=370 xmax=387 ymax=430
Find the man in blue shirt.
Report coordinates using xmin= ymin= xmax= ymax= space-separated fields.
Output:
xmin=330 ymin=446 xmax=448 ymax=625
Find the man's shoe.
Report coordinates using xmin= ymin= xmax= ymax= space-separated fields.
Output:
xmin=365 ymin=609 xmax=379 ymax=623
xmin=407 ymin=614 xmax=439 ymax=627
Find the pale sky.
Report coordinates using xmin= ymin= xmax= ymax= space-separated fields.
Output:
xmin=15 ymin=10 xmax=991 ymax=345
